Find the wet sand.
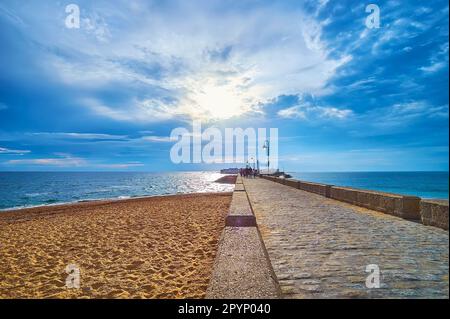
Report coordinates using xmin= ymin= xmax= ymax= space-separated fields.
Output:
xmin=0 ymin=193 xmax=232 ymax=299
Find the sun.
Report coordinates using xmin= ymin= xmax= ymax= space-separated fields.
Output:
xmin=179 ymin=76 xmax=258 ymax=121
xmin=195 ymin=83 xmax=245 ymax=119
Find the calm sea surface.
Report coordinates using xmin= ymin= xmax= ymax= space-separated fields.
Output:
xmin=0 ymin=171 xmax=234 ymax=210
xmin=0 ymin=171 xmax=448 ymax=210
xmin=289 ymin=171 xmax=449 ymax=200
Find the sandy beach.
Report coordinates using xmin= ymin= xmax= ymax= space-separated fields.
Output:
xmin=0 ymin=193 xmax=232 ymax=299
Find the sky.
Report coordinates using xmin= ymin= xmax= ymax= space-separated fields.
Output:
xmin=0 ymin=0 xmax=448 ymax=172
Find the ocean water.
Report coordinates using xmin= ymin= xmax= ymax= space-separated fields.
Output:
xmin=289 ymin=171 xmax=449 ymax=199
xmin=0 ymin=171 xmax=234 ymax=210
xmin=0 ymin=171 xmax=448 ymax=211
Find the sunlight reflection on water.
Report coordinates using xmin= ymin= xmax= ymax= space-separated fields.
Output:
xmin=0 ymin=171 xmax=235 ymax=210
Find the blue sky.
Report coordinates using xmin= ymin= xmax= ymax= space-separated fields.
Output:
xmin=0 ymin=0 xmax=448 ymax=172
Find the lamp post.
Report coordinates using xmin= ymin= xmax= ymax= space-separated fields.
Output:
xmin=250 ymin=157 xmax=256 ymax=170
xmin=262 ymin=140 xmax=270 ymax=174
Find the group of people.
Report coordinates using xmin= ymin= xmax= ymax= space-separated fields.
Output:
xmin=239 ymin=167 xmax=258 ymax=178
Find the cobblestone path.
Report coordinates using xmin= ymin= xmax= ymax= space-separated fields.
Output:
xmin=243 ymin=178 xmax=449 ymax=298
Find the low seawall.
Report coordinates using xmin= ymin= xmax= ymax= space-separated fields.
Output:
xmin=329 ymin=186 xmax=420 ymax=220
xmin=298 ymin=180 xmax=331 ymax=197
xmin=421 ymin=200 xmax=449 ymax=230
xmin=260 ymin=175 xmax=449 ymax=230
xmin=206 ymin=176 xmax=280 ymax=298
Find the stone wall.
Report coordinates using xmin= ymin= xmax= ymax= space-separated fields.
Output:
xmin=420 ymin=200 xmax=449 ymax=230
xmin=329 ymin=186 xmax=421 ymax=220
xmin=299 ymin=181 xmax=332 ymax=197
xmin=259 ymin=175 xmax=448 ymax=229
xmin=284 ymin=179 xmax=299 ymax=188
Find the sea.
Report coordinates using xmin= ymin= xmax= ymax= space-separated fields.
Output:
xmin=289 ymin=171 xmax=449 ymax=200
xmin=0 ymin=171 xmax=234 ymax=211
xmin=0 ymin=171 xmax=448 ymax=211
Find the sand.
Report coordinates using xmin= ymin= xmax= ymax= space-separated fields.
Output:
xmin=0 ymin=193 xmax=232 ymax=299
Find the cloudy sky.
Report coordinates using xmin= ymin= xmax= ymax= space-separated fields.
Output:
xmin=0 ymin=0 xmax=448 ymax=171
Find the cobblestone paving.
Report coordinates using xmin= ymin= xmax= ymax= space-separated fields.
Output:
xmin=243 ymin=178 xmax=449 ymax=298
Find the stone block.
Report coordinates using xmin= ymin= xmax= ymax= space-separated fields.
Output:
xmin=421 ymin=200 xmax=449 ymax=230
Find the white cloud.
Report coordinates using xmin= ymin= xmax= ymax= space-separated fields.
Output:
xmin=5 ymin=154 xmax=145 ymax=169
xmin=346 ymin=78 xmax=377 ymax=90
xmin=350 ymin=2 xmax=448 ymax=58
xmin=96 ymin=162 xmax=144 ymax=169
xmin=82 ymin=98 xmax=178 ymax=123
xmin=81 ymin=12 xmax=111 ymax=43
xmin=419 ymin=43 xmax=448 ymax=73
xmin=11 ymin=1 xmax=351 ymax=122
xmin=30 ymin=132 xmax=128 ymax=140
xmin=319 ymin=107 xmax=353 ymax=119
xmin=278 ymin=106 xmax=307 ymax=119
xmin=0 ymin=147 xmax=30 ymax=155
xmin=419 ymin=61 xmax=447 ymax=73
xmin=388 ymin=101 xmax=449 ymax=119
xmin=141 ymin=136 xmax=172 ymax=143
xmin=350 ymin=101 xmax=449 ymax=136
xmin=277 ymin=98 xmax=353 ymax=120
xmin=6 ymin=153 xmax=86 ymax=167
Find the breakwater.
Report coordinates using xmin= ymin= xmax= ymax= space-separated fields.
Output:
xmin=206 ymin=176 xmax=280 ymax=298
xmin=261 ymin=175 xmax=448 ymax=230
